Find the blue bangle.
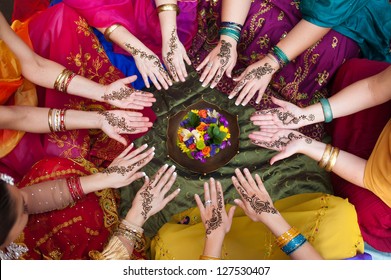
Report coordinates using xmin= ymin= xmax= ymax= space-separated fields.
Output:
xmin=272 ymin=46 xmax=290 ymax=66
xmin=281 ymin=234 xmax=307 ymax=255
xmin=319 ymin=98 xmax=333 ymax=123
xmin=219 ymin=28 xmax=241 ymax=42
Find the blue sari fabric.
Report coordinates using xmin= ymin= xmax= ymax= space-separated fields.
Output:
xmin=300 ymin=0 xmax=391 ymax=62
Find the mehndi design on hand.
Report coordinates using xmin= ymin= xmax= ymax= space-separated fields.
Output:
xmin=214 ymin=40 xmax=232 ymax=84
xmin=140 ymin=178 xmax=154 ymax=220
xmin=98 ymin=111 xmax=136 ymax=133
xmin=252 ymin=132 xmax=312 ymax=149
xmin=164 ymin=28 xmax=178 ymax=79
xmin=234 ymin=63 xmax=274 ymax=93
xmin=236 ymin=184 xmax=277 ymax=215
xmin=101 ymin=87 xmax=135 ymax=101
xmin=205 ymin=187 xmax=224 ymax=235
xmin=255 ymin=109 xmax=315 ymax=125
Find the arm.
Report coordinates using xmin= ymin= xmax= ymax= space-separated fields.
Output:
xmin=91 ymin=164 xmax=180 ymax=259
xmin=0 ymin=12 xmax=155 ymax=109
xmin=251 ymin=66 xmax=391 ymax=130
xmin=197 ymin=0 xmax=252 ymax=88
xmin=21 ymin=143 xmax=155 ymax=214
xmin=195 ymin=178 xmax=236 ymax=259
xmin=250 ymin=130 xmax=367 ymax=188
xmin=232 ymin=168 xmax=323 ymax=260
xmin=0 ymin=106 xmax=153 ymax=145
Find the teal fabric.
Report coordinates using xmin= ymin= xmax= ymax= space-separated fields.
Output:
xmin=300 ymin=0 xmax=391 ymax=62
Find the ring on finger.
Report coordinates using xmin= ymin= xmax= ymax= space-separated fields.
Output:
xmin=207 ymin=62 xmax=213 ymax=68
xmin=205 ymin=200 xmax=212 ymax=206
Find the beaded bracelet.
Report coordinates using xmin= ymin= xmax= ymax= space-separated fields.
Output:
xmin=319 ymin=98 xmax=333 ymax=123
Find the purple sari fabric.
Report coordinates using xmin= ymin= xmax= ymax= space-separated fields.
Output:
xmin=189 ymin=0 xmax=360 ymax=139
xmin=62 ymin=0 xmax=198 ymax=59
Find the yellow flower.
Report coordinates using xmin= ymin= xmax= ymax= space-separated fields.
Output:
xmin=178 ymin=142 xmax=190 ymax=153
xmin=219 ymin=126 xmax=229 ymax=133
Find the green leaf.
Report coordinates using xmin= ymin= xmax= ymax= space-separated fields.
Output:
xmin=186 ymin=151 xmax=194 ymax=159
xmin=196 ymin=140 xmax=206 ymax=150
xmin=207 ymin=124 xmax=216 ymax=136
xmin=188 ymin=112 xmax=200 ymax=127
xmin=213 ymin=126 xmax=220 ymax=136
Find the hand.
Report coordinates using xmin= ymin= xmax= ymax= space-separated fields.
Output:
xmin=126 ymin=164 xmax=180 ymax=226
xmin=250 ymin=96 xmax=311 ymax=130
xmin=232 ymin=168 xmax=278 ymax=223
xmin=195 ymin=178 xmax=235 ymax=238
xmin=197 ymin=38 xmax=237 ymax=89
xmin=98 ymin=110 xmax=153 ymax=145
xmin=228 ymin=56 xmax=278 ymax=106
xmin=102 ymin=143 xmax=155 ymax=188
xmin=125 ymin=43 xmax=172 ymax=90
xmin=162 ymin=29 xmax=191 ymax=83
xmin=102 ymin=76 xmax=156 ymax=109
xmin=249 ymin=129 xmax=312 ymax=165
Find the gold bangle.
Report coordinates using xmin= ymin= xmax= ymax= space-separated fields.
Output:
xmin=325 ymin=147 xmax=340 ymax=172
xmin=199 ymin=255 xmax=221 ymax=260
xmin=156 ymin=4 xmax=180 ymax=16
xmin=104 ymin=23 xmax=122 ymax=42
xmin=318 ymin=144 xmax=332 ymax=168
xmin=48 ymin=108 xmax=54 ymax=132
xmin=275 ymin=227 xmax=300 ymax=248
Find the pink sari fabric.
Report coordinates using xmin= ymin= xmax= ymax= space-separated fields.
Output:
xmin=0 ymin=3 xmax=156 ymax=183
xmin=62 ymin=0 xmax=198 ymax=59
xmin=329 ymin=58 xmax=391 ymax=252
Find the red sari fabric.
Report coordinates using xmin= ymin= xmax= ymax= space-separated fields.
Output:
xmin=15 ymin=157 xmax=119 ymax=259
xmin=329 ymin=58 xmax=391 ymax=252
xmin=0 ymin=3 xmax=156 ymax=183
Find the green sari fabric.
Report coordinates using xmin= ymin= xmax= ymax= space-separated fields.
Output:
xmin=119 ymin=70 xmax=333 ymax=238
xmin=300 ymin=0 xmax=391 ymax=62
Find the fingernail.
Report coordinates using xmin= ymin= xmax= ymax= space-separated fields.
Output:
xmin=173 ymin=172 xmax=177 ymax=177
xmin=152 ymin=146 xmax=156 ymax=151
xmin=228 ymin=96 xmax=233 ymax=100
xmin=142 ymin=172 xmax=146 ymax=176
xmin=143 ymin=143 xmax=148 ymax=147
xmin=171 ymin=165 xmax=176 ymax=170
xmin=235 ymin=102 xmax=240 ymax=106
xmin=152 ymin=152 xmax=155 ymax=156
xmin=210 ymin=85 xmax=215 ymax=89
xmin=163 ymin=163 xmax=168 ymax=168
xmin=177 ymin=188 xmax=181 ymax=192
xmin=202 ymin=84 xmax=207 ymax=88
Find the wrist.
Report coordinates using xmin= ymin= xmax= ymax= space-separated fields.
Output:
xmin=219 ymin=35 xmax=238 ymax=47
xmin=124 ymin=207 xmax=145 ymax=228
xmin=261 ymin=213 xmax=291 ymax=237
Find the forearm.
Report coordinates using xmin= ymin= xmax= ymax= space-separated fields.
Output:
xmin=0 ymin=106 xmax=103 ymax=133
xmin=155 ymin=0 xmax=178 ymax=42
xmin=202 ymin=234 xmax=225 ymax=259
xmin=276 ymin=19 xmax=330 ymax=61
xmin=221 ymin=0 xmax=251 ymax=24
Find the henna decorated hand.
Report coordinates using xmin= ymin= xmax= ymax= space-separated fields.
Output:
xmin=162 ymin=28 xmax=191 ymax=83
xmin=195 ymin=178 xmax=235 ymax=239
xmin=126 ymin=164 xmax=180 ymax=227
xmin=232 ymin=168 xmax=278 ymax=224
xmin=124 ymin=43 xmax=172 ymax=90
xmin=250 ymin=96 xmax=313 ymax=130
xmin=102 ymin=75 xmax=156 ymax=109
xmin=197 ymin=39 xmax=237 ymax=89
xmin=249 ymin=129 xmax=313 ymax=165
xmin=102 ymin=143 xmax=154 ymax=189
xmin=228 ymin=56 xmax=278 ymax=106
xmin=98 ymin=110 xmax=153 ymax=145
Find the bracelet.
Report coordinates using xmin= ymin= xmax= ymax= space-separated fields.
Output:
xmin=66 ymin=176 xmax=85 ymax=202
xmin=199 ymin=255 xmax=221 ymax=260
xmin=54 ymin=69 xmax=76 ymax=93
xmin=48 ymin=108 xmax=54 ymax=132
xmin=104 ymin=23 xmax=121 ymax=42
xmin=156 ymin=4 xmax=180 ymax=16
xmin=221 ymin=21 xmax=243 ymax=29
xmin=275 ymin=227 xmax=300 ymax=248
xmin=281 ymin=233 xmax=307 ymax=255
xmin=218 ymin=28 xmax=240 ymax=42
xmin=271 ymin=45 xmax=290 ymax=68
xmin=319 ymin=98 xmax=333 ymax=123
xmin=121 ymin=219 xmax=144 ymax=234
xmin=325 ymin=147 xmax=340 ymax=172
xmin=266 ymin=53 xmax=280 ymax=69
xmin=318 ymin=144 xmax=333 ymax=168
xmin=59 ymin=109 xmax=67 ymax=132
xmin=115 ymin=222 xmax=146 ymax=251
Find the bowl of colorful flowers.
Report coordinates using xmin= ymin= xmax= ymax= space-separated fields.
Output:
xmin=167 ymin=99 xmax=239 ymax=175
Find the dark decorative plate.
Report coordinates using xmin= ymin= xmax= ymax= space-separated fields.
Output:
xmin=167 ymin=99 xmax=239 ymax=175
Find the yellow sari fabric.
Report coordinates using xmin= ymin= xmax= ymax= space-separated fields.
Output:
xmin=364 ymin=120 xmax=391 ymax=207
xmin=0 ymin=20 xmax=37 ymax=158
xmin=151 ymin=193 xmax=363 ymax=260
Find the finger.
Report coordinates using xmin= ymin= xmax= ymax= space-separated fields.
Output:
xmin=156 ymin=165 xmax=176 ymax=190
xmin=194 ymin=193 xmax=206 ymax=215
xmin=235 ymin=83 xmax=254 ymax=106
xmin=127 ymin=172 xmax=147 ymax=186
xmin=228 ymin=76 xmax=247 ymax=100
xmin=203 ymin=181 xmax=211 ymax=202
xmin=271 ymin=96 xmax=288 ymax=107
xmin=227 ymin=205 xmax=236 ymax=223
xmin=270 ymin=150 xmax=290 ymax=165
xmin=233 ymin=198 xmax=246 ymax=211
xmin=196 ymin=56 xmax=210 ymax=72
xmin=241 ymin=86 xmax=259 ymax=106
xmin=120 ymin=75 xmax=138 ymax=85
xmin=149 ymin=72 xmax=163 ymax=90
xmin=234 ymin=168 xmax=252 ymax=191
xmin=255 ymin=90 xmax=263 ymax=105
xmin=254 ymin=174 xmax=267 ymax=193
xmin=225 ymin=62 xmax=234 ymax=79
xmin=231 ymin=176 xmax=247 ymax=201
xmin=216 ymin=181 xmax=225 ymax=207
xmin=183 ymin=52 xmax=192 ymax=66
xmin=243 ymin=168 xmax=258 ymax=193
xmin=233 ymin=70 xmax=247 ymax=82
xmin=141 ymin=72 xmax=150 ymax=89
xmin=109 ymin=133 xmax=127 ymax=146
xmin=117 ymin=143 xmax=134 ymax=158
xmin=123 ymin=143 xmax=149 ymax=160
xmin=175 ymin=63 xmax=185 ymax=82
xmin=202 ymin=66 xmax=219 ymax=87
xmin=161 ymin=171 xmax=177 ymax=195
xmin=151 ymin=164 xmax=170 ymax=187
xmin=209 ymin=178 xmax=217 ymax=206
xmin=162 ymin=187 xmax=181 ymax=206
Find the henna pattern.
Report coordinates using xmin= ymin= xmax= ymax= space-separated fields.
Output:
xmin=164 ymin=28 xmax=178 ymax=79
xmin=252 ymin=132 xmax=312 ymax=149
xmin=255 ymin=109 xmax=315 ymax=125
xmin=214 ymin=40 xmax=232 ymax=84
xmin=236 ymin=184 xmax=277 ymax=215
xmin=102 ymin=87 xmax=135 ymax=101
xmin=140 ymin=178 xmax=154 ymax=220
xmin=234 ymin=63 xmax=274 ymax=93
xmin=98 ymin=111 xmax=136 ymax=133
xmin=205 ymin=189 xmax=224 ymax=235
xmin=124 ymin=43 xmax=171 ymax=81
xmin=102 ymin=165 xmax=135 ymax=176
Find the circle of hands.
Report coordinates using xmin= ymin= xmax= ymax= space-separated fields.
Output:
xmin=248 ymin=96 xmax=315 ymax=164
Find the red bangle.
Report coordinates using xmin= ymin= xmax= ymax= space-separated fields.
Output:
xmin=64 ymin=73 xmax=76 ymax=93
xmin=59 ymin=109 xmax=67 ymax=131
xmin=66 ymin=176 xmax=85 ymax=201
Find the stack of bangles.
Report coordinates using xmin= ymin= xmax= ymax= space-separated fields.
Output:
xmin=156 ymin=3 xmax=180 ymax=15
xmin=48 ymin=108 xmax=67 ymax=132
xmin=268 ymin=45 xmax=290 ymax=69
xmin=66 ymin=176 xmax=85 ymax=202
xmin=219 ymin=21 xmax=243 ymax=43
xmin=115 ymin=220 xmax=146 ymax=251
xmin=276 ymin=227 xmax=307 ymax=255
xmin=318 ymin=144 xmax=340 ymax=172
xmin=54 ymin=68 xmax=76 ymax=93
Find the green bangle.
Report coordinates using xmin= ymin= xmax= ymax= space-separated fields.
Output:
xmin=272 ymin=46 xmax=290 ymax=66
xmin=319 ymin=98 xmax=333 ymax=123
xmin=219 ymin=27 xmax=241 ymax=42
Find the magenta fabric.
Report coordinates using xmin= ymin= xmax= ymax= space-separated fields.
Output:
xmin=329 ymin=58 xmax=391 ymax=252
xmin=61 ymin=0 xmax=198 ymax=59
xmin=189 ymin=0 xmax=361 ymax=140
